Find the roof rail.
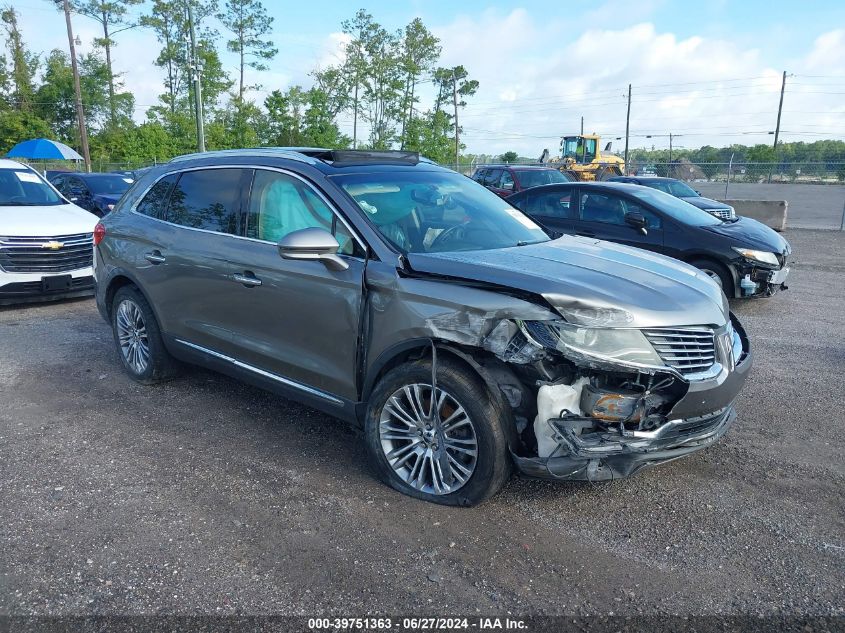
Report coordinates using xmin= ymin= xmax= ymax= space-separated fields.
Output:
xmin=168 ymin=148 xmax=318 ymax=164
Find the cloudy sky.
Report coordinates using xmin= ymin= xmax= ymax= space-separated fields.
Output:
xmin=13 ymin=0 xmax=845 ymax=156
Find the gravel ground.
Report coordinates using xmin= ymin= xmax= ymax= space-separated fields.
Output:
xmin=1 ymin=228 xmax=843 ymax=618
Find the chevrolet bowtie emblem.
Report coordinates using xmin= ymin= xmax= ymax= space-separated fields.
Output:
xmin=42 ymin=240 xmax=64 ymax=250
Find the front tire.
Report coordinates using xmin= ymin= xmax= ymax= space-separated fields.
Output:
xmin=364 ymin=357 xmax=512 ymax=506
xmin=111 ymin=285 xmax=178 ymax=384
xmin=690 ymin=258 xmax=734 ymax=296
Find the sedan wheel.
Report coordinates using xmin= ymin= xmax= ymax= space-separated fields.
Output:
xmin=378 ymin=383 xmax=478 ymax=496
xmin=116 ymin=299 xmax=150 ymax=374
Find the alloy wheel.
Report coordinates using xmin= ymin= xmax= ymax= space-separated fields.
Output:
xmin=116 ymin=299 xmax=150 ymax=374
xmin=378 ymin=383 xmax=478 ymax=495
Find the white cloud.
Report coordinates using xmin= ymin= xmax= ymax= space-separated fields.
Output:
xmin=431 ymin=10 xmax=844 ymax=156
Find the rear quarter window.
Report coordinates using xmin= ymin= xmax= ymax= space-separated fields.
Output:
xmin=135 ymin=174 xmax=178 ymax=220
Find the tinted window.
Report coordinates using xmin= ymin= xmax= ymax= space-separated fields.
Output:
xmin=580 ymin=191 xmax=626 ymax=225
xmin=483 ymin=169 xmax=502 ymax=187
xmin=523 ymin=190 xmax=574 ymax=219
xmin=166 ymin=169 xmax=244 ymax=234
xmin=643 ymin=179 xmax=698 ymax=197
xmin=246 ymin=170 xmax=359 ymax=256
xmin=579 ymin=191 xmax=663 ymax=228
xmin=472 ymin=169 xmax=486 ymax=183
xmin=629 ymin=187 xmax=722 ymax=226
xmin=136 ymin=174 xmax=178 ymax=219
xmin=513 ymin=169 xmax=570 ymax=188
xmin=500 ymin=170 xmax=514 ymax=190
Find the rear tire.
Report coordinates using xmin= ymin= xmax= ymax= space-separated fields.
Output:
xmin=364 ymin=357 xmax=512 ymax=506
xmin=111 ymin=285 xmax=178 ymax=384
xmin=690 ymin=258 xmax=734 ymax=296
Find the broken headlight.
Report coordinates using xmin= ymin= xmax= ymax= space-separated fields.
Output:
xmin=732 ymin=247 xmax=779 ymax=267
xmin=520 ymin=320 xmax=663 ymax=367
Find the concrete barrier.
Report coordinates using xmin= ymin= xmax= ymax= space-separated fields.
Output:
xmin=719 ymin=199 xmax=788 ymax=231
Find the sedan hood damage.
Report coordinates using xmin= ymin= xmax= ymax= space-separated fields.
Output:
xmin=408 ymin=235 xmax=728 ymax=329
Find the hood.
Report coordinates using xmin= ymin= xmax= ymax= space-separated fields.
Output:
xmin=680 ymin=196 xmax=731 ymax=211
xmin=702 ymin=216 xmax=790 ymax=254
xmin=0 ymin=203 xmax=99 ymax=237
xmin=407 ymin=235 xmax=728 ymax=329
xmin=92 ymin=193 xmax=124 ymax=206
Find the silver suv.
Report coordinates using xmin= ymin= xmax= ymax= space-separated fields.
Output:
xmin=94 ymin=149 xmax=752 ymax=506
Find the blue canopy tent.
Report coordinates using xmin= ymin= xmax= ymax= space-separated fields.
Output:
xmin=7 ymin=138 xmax=84 ymax=160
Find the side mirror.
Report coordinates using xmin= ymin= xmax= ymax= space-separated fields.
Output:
xmin=278 ymin=227 xmax=349 ymax=271
xmin=625 ymin=211 xmax=648 ymax=235
xmin=694 ymin=190 xmax=701 ymax=195
xmin=502 ymin=181 xmax=514 ymax=191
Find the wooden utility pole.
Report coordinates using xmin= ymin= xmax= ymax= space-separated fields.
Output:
xmin=773 ymin=71 xmax=786 ymax=151
xmin=452 ymin=70 xmax=459 ymax=169
xmin=187 ymin=4 xmax=205 ymax=152
xmin=668 ymin=132 xmax=673 ymax=175
xmin=62 ymin=0 xmax=90 ymax=172
xmin=624 ymin=83 xmax=631 ymax=175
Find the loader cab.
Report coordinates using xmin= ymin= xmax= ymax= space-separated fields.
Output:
xmin=562 ymin=136 xmax=597 ymax=164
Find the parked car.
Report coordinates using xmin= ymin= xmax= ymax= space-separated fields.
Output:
xmin=0 ymin=159 xmax=98 ymax=305
xmin=507 ymin=181 xmax=790 ymax=298
xmin=608 ymin=176 xmax=736 ymax=220
xmin=472 ymin=164 xmax=574 ymax=198
xmin=94 ymin=148 xmax=751 ymax=505
xmin=49 ymin=172 xmax=134 ymax=217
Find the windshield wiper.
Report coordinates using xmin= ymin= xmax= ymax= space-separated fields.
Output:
xmin=516 ymin=239 xmax=547 ymax=246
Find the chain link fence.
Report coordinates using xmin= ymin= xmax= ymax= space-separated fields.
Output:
xmin=449 ymin=160 xmax=845 ymax=184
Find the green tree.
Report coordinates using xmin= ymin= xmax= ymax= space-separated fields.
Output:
xmin=403 ymin=110 xmax=454 ymax=164
xmin=500 ymin=151 xmax=518 ymax=163
xmin=398 ymin=18 xmax=440 ymax=148
xmin=342 ymin=9 xmax=404 ymax=149
xmin=1 ymin=7 xmax=38 ymax=112
xmin=70 ymin=0 xmax=143 ymax=125
xmin=217 ymin=0 xmax=276 ymax=102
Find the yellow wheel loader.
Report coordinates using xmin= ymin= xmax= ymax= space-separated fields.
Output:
xmin=554 ymin=134 xmax=625 ymax=181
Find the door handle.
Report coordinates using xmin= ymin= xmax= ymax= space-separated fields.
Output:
xmin=232 ymin=272 xmax=262 ymax=287
xmin=144 ymin=251 xmax=166 ymax=264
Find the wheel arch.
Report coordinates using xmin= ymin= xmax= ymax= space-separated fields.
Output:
xmin=683 ymin=254 xmax=738 ymax=297
xmin=360 ymin=339 xmax=519 ymax=448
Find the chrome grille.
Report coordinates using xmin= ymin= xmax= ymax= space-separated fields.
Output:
xmin=710 ymin=208 xmax=735 ymax=220
xmin=642 ymin=327 xmax=716 ymax=375
xmin=0 ymin=233 xmax=93 ymax=273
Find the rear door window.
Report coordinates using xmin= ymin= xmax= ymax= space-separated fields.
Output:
xmin=483 ymin=169 xmax=502 ymax=187
xmin=524 ymin=190 xmax=574 ymax=219
xmin=165 ymin=169 xmax=246 ymax=235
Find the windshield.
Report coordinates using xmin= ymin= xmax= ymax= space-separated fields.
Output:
xmin=85 ymin=174 xmax=133 ymax=195
xmin=514 ymin=169 xmax=571 ymax=188
xmin=0 ymin=169 xmax=64 ymax=206
xmin=644 ymin=179 xmax=698 ymax=197
xmin=335 ymin=171 xmax=550 ymax=253
xmin=630 ymin=187 xmax=722 ymax=226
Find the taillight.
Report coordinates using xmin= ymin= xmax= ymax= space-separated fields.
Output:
xmin=93 ymin=223 xmax=106 ymax=246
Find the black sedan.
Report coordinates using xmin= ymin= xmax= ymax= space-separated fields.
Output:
xmin=48 ymin=172 xmax=134 ymax=217
xmin=507 ymin=182 xmax=791 ymax=298
xmin=608 ymin=176 xmax=735 ymax=220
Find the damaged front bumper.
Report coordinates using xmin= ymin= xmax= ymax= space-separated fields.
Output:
xmin=737 ymin=262 xmax=790 ymax=298
xmin=510 ymin=315 xmax=753 ymax=482
xmin=513 ymin=406 xmax=735 ymax=481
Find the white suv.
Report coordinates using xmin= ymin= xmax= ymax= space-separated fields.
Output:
xmin=0 ymin=159 xmax=99 ymax=305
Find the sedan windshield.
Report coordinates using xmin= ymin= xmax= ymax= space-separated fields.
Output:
xmin=0 ymin=169 xmax=64 ymax=206
xmin=514 ymin=169 xmax=572 ymax=188
xmin=644 ymin=179 xmax=698 ymax=197
xmin=335 ymin=171 xmax=550 ymax=253
xmin=630 ymin=187 xmax=722 ymax=226
xmin=86 ymin=174 xmax=133 ymax=195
